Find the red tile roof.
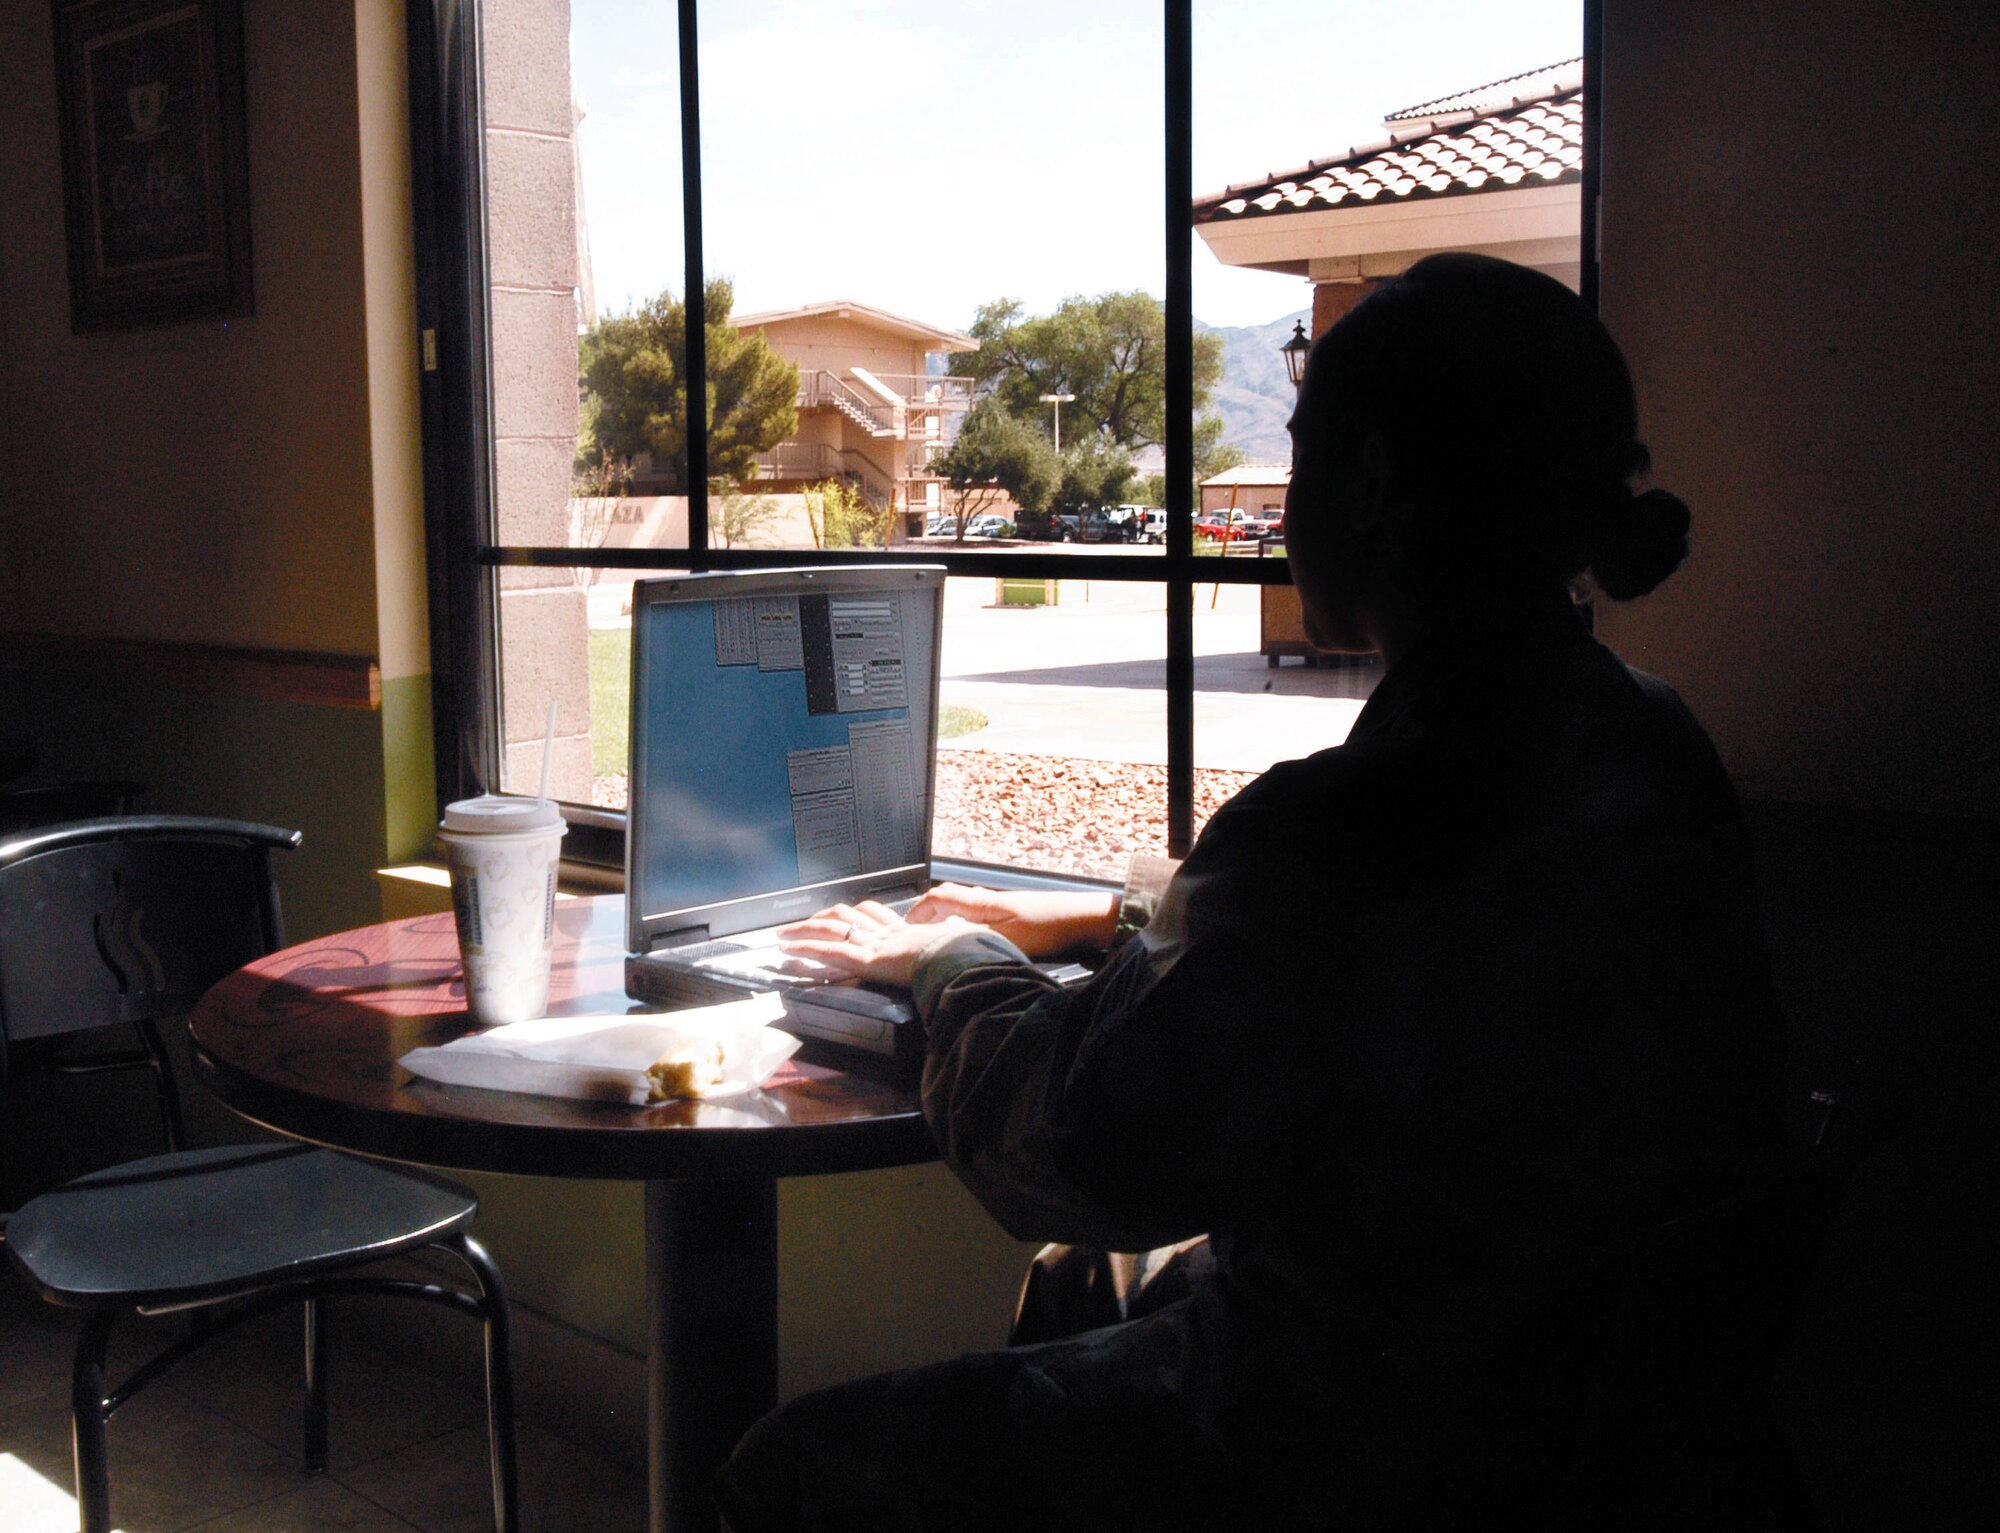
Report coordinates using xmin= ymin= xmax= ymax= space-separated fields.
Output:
xmin=1193 ymin=60 xmax=1582 ymax=225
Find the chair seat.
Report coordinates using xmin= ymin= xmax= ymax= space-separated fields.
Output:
xmin=5 ymin=1143 xmax=478 ymax=1310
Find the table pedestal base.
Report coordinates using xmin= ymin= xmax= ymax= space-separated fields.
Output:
xmin=646 ymin=1177 xmax=779 ymax=1533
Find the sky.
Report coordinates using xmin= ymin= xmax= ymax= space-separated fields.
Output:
xmin=567 ymin=1 xmax=1581 ymax=333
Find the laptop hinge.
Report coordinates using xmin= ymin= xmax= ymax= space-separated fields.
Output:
xmin=647 ymin=925 xmax=713 ymax=953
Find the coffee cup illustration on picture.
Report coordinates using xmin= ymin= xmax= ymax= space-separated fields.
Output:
xmin=125 ymin=80 xmax=168 ymax=142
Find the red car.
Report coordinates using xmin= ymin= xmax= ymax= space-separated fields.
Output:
xmin=1192 ymin=515 xmax=1249 ymax=541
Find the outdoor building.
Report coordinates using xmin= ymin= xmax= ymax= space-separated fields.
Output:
xmin=1195 ymin=58 xmax=1582 ymax=345
xmin=730 ymin=299 xmax=979 ymax=539
xmin=1199 ymin=462 xmax=1290 ymax=523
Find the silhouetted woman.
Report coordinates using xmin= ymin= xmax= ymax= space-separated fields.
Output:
xmin=720 ymin=253 xmax=1785 ymax=1531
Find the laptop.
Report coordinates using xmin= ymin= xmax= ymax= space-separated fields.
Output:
xmin=622 ymin=566 xmax=948 ymax=1064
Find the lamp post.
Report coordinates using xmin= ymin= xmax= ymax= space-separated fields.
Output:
xmin=1281 ymin=320 xmax=1311 ymax=391
xmin=1037 ymin=392 xmax=1076 ymax=451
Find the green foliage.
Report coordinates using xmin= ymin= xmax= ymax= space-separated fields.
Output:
xmin=587 ymin=624 xmax=630 ymax=781
xmin=931 ymin=397 xmax=1060 ymax=531
xmin=712 ymin=482 xmax=784 ymax=549
xmin=805 ymin=478 xmax=889 ymax=549
xmin=1194 ymin=416 xmax=1250 ymax=482
xmin=577 ymin=278 xmax=799 ymax=492
xmin=569 ymin=444 xmax=627 ymax=558
xmin=949 ymin=291 xmax=1226 ymax=451
xmin=1052 ymin=437 xmax=1136 ymax=514
xmin=939 ymin=703 xmax=988 ymax=740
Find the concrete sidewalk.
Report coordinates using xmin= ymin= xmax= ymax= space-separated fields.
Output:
xmin=938 ymin=578 xmax=1375 ymax=773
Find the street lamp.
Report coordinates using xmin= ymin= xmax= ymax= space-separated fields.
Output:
xmin=1281 ymin=320 xmax=1311 ymax=390
xmin=1037 ymin=392 xmax=1076 ymax=451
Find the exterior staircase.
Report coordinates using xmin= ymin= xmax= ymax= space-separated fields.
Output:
xmin=798 ymin=370 xmax=897 ymax=435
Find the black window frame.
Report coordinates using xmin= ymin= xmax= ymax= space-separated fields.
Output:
xmin=408 ymin=0 xmax=1599 ymax=872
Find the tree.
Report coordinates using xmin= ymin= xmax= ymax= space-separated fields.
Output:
xmin=1051 ymin=437 xmax=1136 ymax=514
xmin=577 ymin=278 xmax=798 ymax=492
xmin=930 ymin=398 xmax=1059 ymax=539
xmin=804 ymin=478 xmax=890 ymax=549
xmin=712 ymin=483 xmax=785 ymax=550
xmin=1194 ymin=416 xmax=1250 ymax=482
xmin=950 ymin=291 xmax=1227 ymax=452
xmin=567 ymin=445 xmax=626 ymax=588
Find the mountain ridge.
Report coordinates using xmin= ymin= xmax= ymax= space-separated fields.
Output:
xmin=1197 ymin=308 xmax=1307 ymax=466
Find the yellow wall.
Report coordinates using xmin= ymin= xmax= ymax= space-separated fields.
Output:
xmin=0 ymin=0 xmax=427 ymax=931
xmin=2 ymin=1 xmax=381 ymax=657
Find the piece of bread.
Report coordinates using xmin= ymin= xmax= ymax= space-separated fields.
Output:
xmin=645 ymin=1038 xmax=727 ymax=1103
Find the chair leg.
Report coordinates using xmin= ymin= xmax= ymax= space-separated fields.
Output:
xmin=303 ymin=1296 xmax=330 ymax=1473
xmin=71 ymin=1309 xmax=116 ymax=1533
xmin=450 ymin=1234 xmax=519 ymax=1533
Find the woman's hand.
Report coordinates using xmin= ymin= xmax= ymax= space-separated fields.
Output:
xmin=904 ymin=883 xmax=1119 ymax=959
xmin=776 ymin=900 xmax=980 ymax=991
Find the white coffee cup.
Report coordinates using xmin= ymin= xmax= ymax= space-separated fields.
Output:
xmin=438 ymin=795 xmax=567 ymax=1026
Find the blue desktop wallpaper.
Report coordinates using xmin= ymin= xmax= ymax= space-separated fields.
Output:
xmin=636 ymin=600 xmax=908 ymax=919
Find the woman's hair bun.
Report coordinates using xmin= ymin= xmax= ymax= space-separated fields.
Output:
xmin=1588 ymin=487 xmax=1690 ymax=601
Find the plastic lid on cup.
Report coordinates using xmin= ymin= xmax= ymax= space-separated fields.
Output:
xmin=441 ymin=795 xmax=566 ymax=834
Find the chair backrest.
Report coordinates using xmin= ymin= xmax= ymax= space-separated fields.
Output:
xmin=0 ymin=781 xmax=143 ymax=835
xmin=0 ymin=816 xmax=302 ymax=1050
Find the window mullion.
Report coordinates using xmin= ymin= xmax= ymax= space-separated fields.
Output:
xmin=678 ymin=0 xmax=709 ymax=559
xmin=1164 ymin=0 xmax=1195 ymax=857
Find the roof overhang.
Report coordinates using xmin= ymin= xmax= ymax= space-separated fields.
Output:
xmin=1196 ymin=182 xmax=1579 ymax=281
xmin=730 ymin=299 xmax=978 ymax=352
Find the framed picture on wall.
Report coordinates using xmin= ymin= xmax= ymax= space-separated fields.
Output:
xmin=52 ymin=0 xmax=253 ymax=334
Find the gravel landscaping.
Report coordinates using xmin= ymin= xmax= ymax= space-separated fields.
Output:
xmin=593 ymin=748 xmax=1261 ymax=884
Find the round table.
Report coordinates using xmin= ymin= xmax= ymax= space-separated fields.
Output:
xmin=189 ymin=895 xmax=937 ymax=1533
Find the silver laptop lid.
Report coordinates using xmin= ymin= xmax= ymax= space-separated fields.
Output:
xmin=624 ymin=565 xmax=946 ymax=956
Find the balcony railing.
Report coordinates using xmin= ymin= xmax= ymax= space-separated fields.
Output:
xmin=749 ymin=442 xmax=891 ymax=506
xmin=792 ymin=371 xmax=977 ymax=435
xmin=863 ymin=374 xmax=975 ymax=410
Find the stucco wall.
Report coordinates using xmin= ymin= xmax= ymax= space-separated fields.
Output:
xmin=740 ymin=313 xmax=934 ymax=379
xmin=1595 ymin=0 xmax=1999 ymax=821
xmin=1596 ymin=7 xmax=1998 ymax=1523
xmin=487 ymin=0 xmax=591 ymax=801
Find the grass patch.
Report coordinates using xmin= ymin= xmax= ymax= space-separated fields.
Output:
xmin=588 ymin=625 xmax=630 ymax=779
xmin=941 ymin=704 xmax=987 ymax=739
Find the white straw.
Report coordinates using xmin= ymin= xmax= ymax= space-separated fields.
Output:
xmin=537 ymin=697 xmax=556 ymax=806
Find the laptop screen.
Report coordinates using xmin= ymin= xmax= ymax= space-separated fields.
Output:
xmin=624 ymin=566 xmax=945 ymax=955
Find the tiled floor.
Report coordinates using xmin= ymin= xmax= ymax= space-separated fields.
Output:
xmin=0 ymin=1268 xmax=645 ymax=1533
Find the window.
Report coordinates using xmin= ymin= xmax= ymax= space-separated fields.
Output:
xmin=412 ymin=1 xmax=1584 ymax=877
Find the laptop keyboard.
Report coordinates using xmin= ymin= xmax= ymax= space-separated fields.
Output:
xmin=680 ymin=895 xmax=922 ymax=988
xmin=692 ymin=942 xmax=833 ymax=988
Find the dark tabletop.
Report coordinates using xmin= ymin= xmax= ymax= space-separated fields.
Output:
xmin=189 ymin=896 xmax=937 ymax=1181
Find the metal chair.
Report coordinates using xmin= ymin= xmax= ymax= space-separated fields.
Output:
xmin=0 ymin=786 xmax=176 ymax=1195
xmin=0 ymin=816 xmax=518 ymax=1533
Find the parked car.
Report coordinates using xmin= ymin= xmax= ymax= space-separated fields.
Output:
xmin=1124 ymin=507 xmax=1167 ymax=543
xmin=965 ymin=513 xmax=1016 ymax=538
xmin=1237 ymin=511 xmax=1285 ymax=540
xmin=1050 ymin=507 xmax=1134 ymax=543
xmin=925 ymin=514 xmax=961 ymax=538
xmin=1193 ymin=514 xmax=1250 ymax=542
